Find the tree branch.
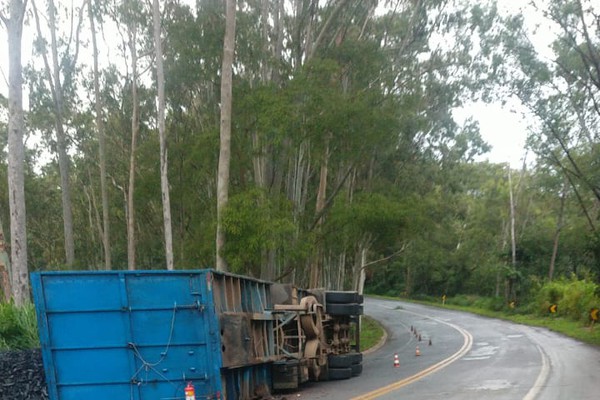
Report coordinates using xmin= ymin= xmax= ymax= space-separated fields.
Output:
xmin=544 ymin=117 xmax=600 ymax=202
xmin=309 ymin=164 xmax=355 ymax=232
xmin=548 ymin=151 xmax=596 ymax=232
xmin=309 ymin=0 xmax=347 ymax=61
xmin=360 ymin=243 xmax=408 ymax=271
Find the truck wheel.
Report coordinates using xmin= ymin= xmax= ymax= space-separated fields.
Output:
xmin=327 ymin=367 xmax=352 ymax=380
xmin=326 ymin=291 xmax=361 ymax=304
xmin=328 ymin=352 xmax=362 ymax=368
xmin=351 ymin=363 xmax=363 ymax=376
xmin=300 ymin=314 xmax=320 ymax=338
xmin=326 ymin=303 xmax=363 ymax=316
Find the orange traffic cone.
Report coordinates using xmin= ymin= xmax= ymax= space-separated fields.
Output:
xmin=415 ymin=346 xmax=421 ymax=356
xmin=394 ymin=353 xmax=400 ymax=368
xmin=185 ymin=382 xmax=196 ymax=400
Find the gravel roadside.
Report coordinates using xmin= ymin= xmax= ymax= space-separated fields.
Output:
xmin=0 ymin=349 xmax=48 ymax=400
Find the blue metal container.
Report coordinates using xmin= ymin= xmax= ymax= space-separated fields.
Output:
xmin=31 ymin=270 xmax=273 ymax=400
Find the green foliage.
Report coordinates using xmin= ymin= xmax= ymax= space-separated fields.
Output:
xmin=444 ymin=294 xmax=507 ymax=312
xmin=0 ymin=303 xmax=39 ymax=350
xmin=534 ymin=277 xmax=600 ymax=322
xmin=221 ymin=189 xmax=301 ymax=277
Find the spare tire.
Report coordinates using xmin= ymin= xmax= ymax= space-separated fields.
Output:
xmin=325 ymin=291 xmax=362 ymax=304
xmin=326 ymin=303 xmax=363 ymax=316
xmin=327 ymin=367 xmax=352 ymax=380
xmin=328 ymin=352 xmax=362 ymax=368
xmin=351 ymin=363 xmax=363 ymax=376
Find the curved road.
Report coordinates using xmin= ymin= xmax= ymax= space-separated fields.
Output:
xmin=295 ymin=297 xmax=600 ymax=399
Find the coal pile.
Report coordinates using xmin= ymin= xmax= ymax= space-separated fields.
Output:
xmin=0 ymin=349 xmax=48 ymax=400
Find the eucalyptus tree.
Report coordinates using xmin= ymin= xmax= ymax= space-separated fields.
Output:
xmin=0 ymin=111 xmax=12 ymax=300
xmin=542 ymin=0 xmax=600 ymax=215
xmin=1 ymin=0 xmax=29 ymax=305
xmin=495 ymin=0 xmax=600 ymax=273
xmin=160 ymin=1 xmax=222 ymax=267
xmin=0 ymin=213 xmax=10 ymax=302
xmin=105 ymin=0 xmax=155 ymax=270
xmin=30 ymin=0 xmax=85 ymax=267
xmin=87 ymin=0 xmax=111 ymax=270
xmin=216 ymin=0 xmax=237 ymax=272
xmin=217 ymin=0 xmax=500 ymax=288
xmin=152 ymin=0 xmax=174 ymax=270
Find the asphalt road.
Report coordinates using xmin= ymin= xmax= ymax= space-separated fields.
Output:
xmin=293 ymin=297 xmax=600 ymax=400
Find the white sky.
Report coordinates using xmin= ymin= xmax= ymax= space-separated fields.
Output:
xmin=455 ymin=101 xmax=530 ymax=167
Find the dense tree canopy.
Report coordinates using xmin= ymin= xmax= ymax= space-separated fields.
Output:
xmin=1 ymin=0 xmax=599 ymax=302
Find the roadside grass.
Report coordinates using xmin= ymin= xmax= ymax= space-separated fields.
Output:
xmin=360 ymin=315 xmax=385 ymax=351
xmin=367 ymin=294 xmax=600 ymax=347
xmin=0 ymin=302 xmax=39 ymax=350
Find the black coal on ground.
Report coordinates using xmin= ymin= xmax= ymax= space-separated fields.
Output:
xmin=0 ymin=349 xmax=48 ymax=400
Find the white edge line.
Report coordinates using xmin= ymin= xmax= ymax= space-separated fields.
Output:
xmin=522 ymin=344 xmax=550 ymax=400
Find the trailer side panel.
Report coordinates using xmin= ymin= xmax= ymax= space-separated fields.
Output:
xmin=31 ymin=271 xmax=223 ymax=400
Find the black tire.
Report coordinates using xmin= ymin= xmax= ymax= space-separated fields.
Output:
xmin=351 ymin=363 xmax=363 ymax=376
xmin=327 ymin=354 xmax=351 ymax=368
xmin=325 ymin=291 xmax=361 ymax=304
xmin=348 ymin=352 xmax=363 ymax=365
xmin=328 ymin=352 xmax=362 ymax=368
xmin=326 ymin=303 xmax=363 ymax=316
xmin=327 ymin=367 xmax=352 ymax=380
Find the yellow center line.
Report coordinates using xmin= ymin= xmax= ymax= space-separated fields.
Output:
xmin=351 ymin=311 xmax=474 ymax=400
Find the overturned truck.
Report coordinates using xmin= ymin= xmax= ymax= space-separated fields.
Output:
xmin=31 ymin=270 xmax=364 ymax=400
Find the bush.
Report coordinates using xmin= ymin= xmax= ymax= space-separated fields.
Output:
xmin=534 ymin=279 xmax=565 ymax=316
xmin=533 ymin=277 xmax=600 ymax=322
xmin=0 ymin=302 xmax=39 ymax=350
xmin=559 ymin=278 xmax=598 ymax=322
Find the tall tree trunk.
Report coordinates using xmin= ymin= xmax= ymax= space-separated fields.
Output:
xmin=153 ymin=0 xmax=174 ymax=270
xmin=127 ymin=21 xmax=139 ymax=271
xmin=310 ymin=139 xmax=330 ymax=288
xmin=272 ymin=0 xmax=284 ymax=84
xmin=0 ymin=214 xmax=12 ymax=302
xmin=216 ymin=0 xmax=237 ymax=272
xmin=88 ymin=0 xmax=111 ymax=270
xmin=256 ymin=0 xmax=278 ymax=280
xmin=4 ymin=0 xmax=29 ymax=305
xmin=549 ymin=183 xmax=567 ymax=281
xmin=508 ymin=166 xmax=517 ymax=300
xmin=32 ymin=0 xmax=75 ymax=266
xmin=49 ymin=0 xmax=75 ymax=266
xmin=260 ymin=0 xmax=270 ymax=83
xmin=356 ymin=246 xmax=367 ymax=295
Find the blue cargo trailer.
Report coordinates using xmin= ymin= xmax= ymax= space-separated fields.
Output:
xmin=31 ymin=270 xmax=363 ymax=400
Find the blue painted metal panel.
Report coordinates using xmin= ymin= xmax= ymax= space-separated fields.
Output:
xmin=31 ymin=271 xmax=224 ymax=400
